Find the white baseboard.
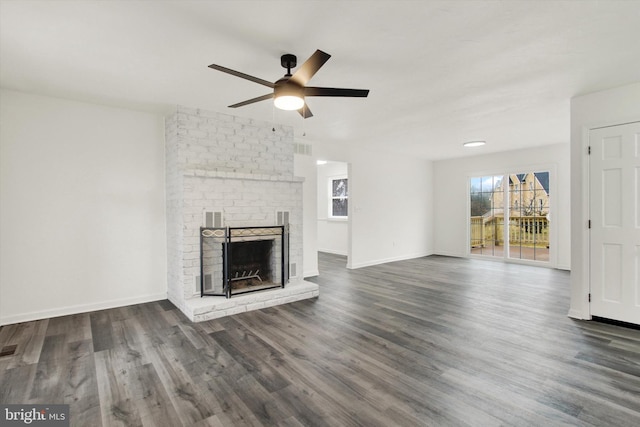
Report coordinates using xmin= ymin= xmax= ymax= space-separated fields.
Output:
xmin=347 ymin=252 xmax=432 ymax=269
xmin=567 ymin=309 xmax=587 ymax=320
xmin=318 ymin=248 xmax=348 ymax=256
xmin=0 ymin=292 xmax=168 ymax=326
xmin=432 ymin=250 xmax=465 ymax=258
xmin=304 ymin=269 xmax=320 ymax=278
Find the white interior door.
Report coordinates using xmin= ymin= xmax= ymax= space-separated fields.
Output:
xmin=590 ymin=121 xmax=640 ymax=324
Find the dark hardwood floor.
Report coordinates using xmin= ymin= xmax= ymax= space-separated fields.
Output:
xmin=1 ymin=253 xmax=639 ymax=426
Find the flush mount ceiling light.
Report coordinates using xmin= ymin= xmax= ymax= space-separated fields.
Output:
xmin=316 ymin=160 xmax=328 ymax=165
xmin=463 ymin=140 xmax=486 ymax=148
xmin=208 ymin=50 xmax=369 ymax=118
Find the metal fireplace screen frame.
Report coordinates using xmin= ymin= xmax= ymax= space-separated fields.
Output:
xmin=200 ymin=225 xmax=289 ymax=298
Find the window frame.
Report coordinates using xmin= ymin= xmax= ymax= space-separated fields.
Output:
xmin=328 ymin=175 xmax=348 ymax=219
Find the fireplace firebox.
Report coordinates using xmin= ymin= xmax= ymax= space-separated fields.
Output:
xmin=200 ymin=226 xmax=289 ymax=298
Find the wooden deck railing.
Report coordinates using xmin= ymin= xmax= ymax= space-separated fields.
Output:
xmin=471 ymin=215 xmax=549 ymax=248
xmin=470 ymin=216 xmax=484 ymax=247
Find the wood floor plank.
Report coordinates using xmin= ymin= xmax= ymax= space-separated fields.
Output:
xmin=144 ymin=340 xmax=219 ymax=425
xmin=45 ymin=313 xmax=91 ymax=341
xmin=192 ymin=414 xmax=226 ymax=427
xmin=202 ymin=375 xmax=266 ymax=427
xmin=62 ymin=340 xmax=102 ymax=427
xmin=210 ymin=328 xmax=290 ymax=393
xmin=131 ymin=363 xmax=183 ymax=427
xmin=94 ymin=349 xmax=144 ymax=427
xmin=110 ymin=319 xmax=150 ymax=367
xmin=29 ymin=334 xmax=68 ymax=400
xmin=90 ymin=311 xmax=115 ymax=353
xmin=271 ymin=384 xmax=335 ymax=427
xmin=0 ymin=364 xmax=38 ymax=403
xmin=0 ymin=320 xmax=49 ymax=371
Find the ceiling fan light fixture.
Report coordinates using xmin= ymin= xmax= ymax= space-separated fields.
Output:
xmin=274 ymin=94 xmax=304 ymax=111
xmin=463 ymin=140 xmax=486 ymax=148
xmin=273 ymin=77 xmax=305 ymax=111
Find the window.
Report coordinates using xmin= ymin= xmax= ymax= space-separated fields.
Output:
xmin=330 ymin=177 xmax=348 ymax=218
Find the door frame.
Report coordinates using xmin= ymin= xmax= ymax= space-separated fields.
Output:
xmin=585 ymin=119 xmax=640 ymax=321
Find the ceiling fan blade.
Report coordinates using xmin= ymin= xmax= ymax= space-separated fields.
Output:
xmin=298 ymin=104 xmax=313 ymax=119
xmin=208 ymin=64 xmax=275 ymax=88
xmin=228 ymin=93 xmax=274 ymax=108
xmin=289 ymin=50 xmax=331 ymax=86
xmin=304 ymin=87 xmax=369 ymax=97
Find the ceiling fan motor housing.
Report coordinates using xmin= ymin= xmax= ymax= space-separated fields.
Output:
xmin=275 ymin=77 xmax=303 ymax=95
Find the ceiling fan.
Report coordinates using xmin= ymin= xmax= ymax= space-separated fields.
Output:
xmin=208 ymin=49 xmax=369 ymax=118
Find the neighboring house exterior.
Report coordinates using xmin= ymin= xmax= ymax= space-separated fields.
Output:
xmin=491 ymin=172 xmax=550 ymax=217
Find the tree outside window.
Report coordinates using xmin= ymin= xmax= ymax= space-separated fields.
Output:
xmin=330 ymin=177 xmax=348 ymax=218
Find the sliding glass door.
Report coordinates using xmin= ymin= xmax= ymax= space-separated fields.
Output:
xmin=470 ymin=171 xmax=550 ymax=263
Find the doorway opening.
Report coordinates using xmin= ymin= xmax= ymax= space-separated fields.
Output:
xmin=317 ymin=160 xmax=349 ymax=265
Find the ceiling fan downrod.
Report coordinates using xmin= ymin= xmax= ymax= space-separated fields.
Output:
xmin=280 ymin=54 xmax=297 ymax=76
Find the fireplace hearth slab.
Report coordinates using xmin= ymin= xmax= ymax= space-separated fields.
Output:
xmin=178 ymin=280 xmax=319 ymax=322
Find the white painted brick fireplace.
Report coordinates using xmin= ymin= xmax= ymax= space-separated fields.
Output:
xmin=165 ymin=106 xmax=318 ymax=321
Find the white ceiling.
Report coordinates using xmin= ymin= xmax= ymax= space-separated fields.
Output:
xmin=2 ymin=0 xmax=639 ymax=160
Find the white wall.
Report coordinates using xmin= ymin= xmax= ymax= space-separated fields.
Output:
xmin=433 ymin=143 xmax=571 ymax=269
xmin=303 ymin=142 xmax=433 ymax=269
xmin=349 ymin=150 xmax=433 ymax=268
xmin=316 ymin=161 xmax=348 ymax=256
xmin=569 ymin=82 xmax=640 ymax=319
xmin=0 ymin=90 xmax=167 ymax=325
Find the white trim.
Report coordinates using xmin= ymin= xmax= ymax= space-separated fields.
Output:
xmin=318 ymin=248 xmax=348 ymax=256
xmin=567 ymin=308 xmax=585 ymax=319
xmin=346 ymin=162 xmax=353 ymax=271
xmin=582 ymin=125 xmax=592 ymax=320
xmin=0 ymin=292 xmax=168 ymax=326
xmin=304 ymin=269 xmax=320 ymax=278
xmin=433 ymin=250 xmax=465 ymax=258
xmin=347 ymin=251 xmax=433 ymax=269
xmin=317 ymin=218 xmax=348 ymax=223
xmin=468 ymin=251 xmax=557 ymax=269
